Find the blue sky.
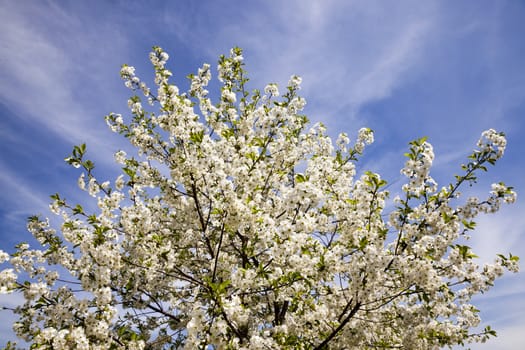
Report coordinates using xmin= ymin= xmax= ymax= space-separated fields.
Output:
xmin=0 ymin=0 xmax=524 ymax=348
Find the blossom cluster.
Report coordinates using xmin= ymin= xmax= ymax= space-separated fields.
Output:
xmin=0 ymin=47 xmax=518 ymax=349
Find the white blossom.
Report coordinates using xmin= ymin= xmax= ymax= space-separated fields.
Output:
xmin=77 ymin=173 xmax=86 ymax=190
xmin=0 ymin=250 xmax=9 ymax=263
xmin=264 ymin=83 xmax=279 ymax=96
xmin=114 ymin=150 xmax=127 ymax=164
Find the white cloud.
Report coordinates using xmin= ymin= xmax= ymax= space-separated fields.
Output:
xmin=161 ymin=0 xmax=437 ymax=127
xmin=0 ymin=164 xmax=49 ymax=215
xmin=469 ymin=206 xmax=525 ymax=265
xmin=467 ymin=315 xmax=525 ymax=350
xmin=346 ymin=21 xmax=430 ymax=112
xmin=461 ymin=204 xmax=525 ymax=350
xmin=0 ymin=293 xmax=27 ymax=346
xmin=0 ymin=1 xmax=130 ymax=164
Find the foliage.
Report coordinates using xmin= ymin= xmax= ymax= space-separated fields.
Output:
xmin=0 ymin=47 xmax=519 ymax=349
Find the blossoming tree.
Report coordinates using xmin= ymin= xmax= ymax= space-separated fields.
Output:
xmin=0 ymin=47 xmax=519 ymax=349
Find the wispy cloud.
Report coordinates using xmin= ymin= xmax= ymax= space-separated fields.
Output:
xmin=0 ymin=293 xmax=27 ymax=346
xmin=469 ymin=287 xmax=525 ymax=350
xmin=161 ymin=1 xmax=437 ymax=127
xmin=0 ymin=1 xmax=131 ymax=164
xmin=467 ymin=206 xmax=524 ymax=265
xmin=0 ymin=162 xmax=49 ymax=215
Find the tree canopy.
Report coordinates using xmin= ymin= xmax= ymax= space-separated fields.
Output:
xmin=0 ymin=47 xmax=519 ymax=349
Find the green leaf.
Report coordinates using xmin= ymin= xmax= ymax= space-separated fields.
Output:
xmin=483 ymin=325 xmax=497 ymax=337
xmin=190 ymin=130 xmax=204 ymax=143
xmin=221 ymin=128 xmax=235 ymax=139
xmin=462 ymin=220 xmax=476 ymax=230
xmin=359 ymin=237 xmax=368 ymax=250
xmin=456 ymin=244 xmax=478 ymax=259
xmin=83 ymin=160 xmax=95 ymax=171
xmin=72 ymin=204 xmax=84 ymax=215
xmin=295 ymin=173 xmax=307 ymax=183
xmin=246 ymin=152 xmax=258 ymax=161
xmin=336 ymin=150 xmax=343 ymax=164
xmin=123 ymin=167 xmax=136 ymax=178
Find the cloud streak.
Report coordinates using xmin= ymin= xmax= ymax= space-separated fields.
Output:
xmin=0 ymin=1 xmax=131 ymax=165
xmin=160 ymin=0 xmax=437 ymax=126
